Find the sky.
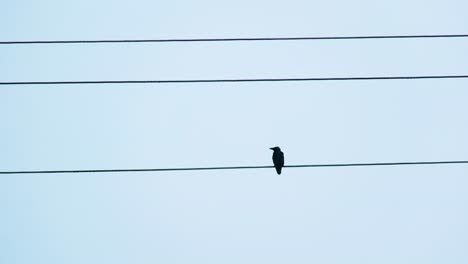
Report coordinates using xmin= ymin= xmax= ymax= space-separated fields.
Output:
xmin=1 ymin=0 xmax=468 ymax=263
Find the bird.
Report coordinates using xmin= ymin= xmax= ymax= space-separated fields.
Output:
xmin=269 ymin=146 xmax=284 ymax=175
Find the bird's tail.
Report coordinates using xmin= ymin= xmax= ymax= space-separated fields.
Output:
xmin=276 ymin=167 xmax=282 ymax=175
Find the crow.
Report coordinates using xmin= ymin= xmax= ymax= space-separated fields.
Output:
xmin=269 ymin=146 xmax=284 ymax=175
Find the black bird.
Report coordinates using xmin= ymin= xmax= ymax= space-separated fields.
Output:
xmin=270 ymin=146 xmax=284 ymax=175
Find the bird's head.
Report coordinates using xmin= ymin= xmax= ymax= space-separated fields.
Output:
xmin=270 ymin=146 xmax=281 ymax=151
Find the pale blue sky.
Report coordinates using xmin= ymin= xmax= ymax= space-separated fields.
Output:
xmin=2 ymin=0 xmax=468 ymax=263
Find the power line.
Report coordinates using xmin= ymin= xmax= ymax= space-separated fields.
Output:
xmin=1 ymin=34 xmax=468 ymax=45
xmin=1 ymin=160 xmax=466 ymax=174
xmin=2 ymin=75 xmax=468 ymax=86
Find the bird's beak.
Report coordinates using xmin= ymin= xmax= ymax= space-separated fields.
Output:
xmin=269 ymin=147 xmax=274 ymax=150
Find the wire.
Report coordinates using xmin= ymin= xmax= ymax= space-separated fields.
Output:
xmin=1 ymin=34 xmax=468 ymax=45
xmin=2 ymin=75 xmax=468 ymax=86
xmin=1 ymin=161 xmax=466 ymax=174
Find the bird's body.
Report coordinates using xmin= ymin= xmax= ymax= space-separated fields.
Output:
xmin=270 ymin=147 xmax=284 ymax=175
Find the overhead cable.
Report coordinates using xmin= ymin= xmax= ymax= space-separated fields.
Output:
xmin=2 ymin=75 xmax=468 ymax=86
xmin=1 ymin=34 xmax=468 ymax=45
xmin=1 ymin=160 xmax=467 ymax=174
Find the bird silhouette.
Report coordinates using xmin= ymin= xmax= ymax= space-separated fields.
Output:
xmin=270 ymin=146 xmax=284 ymax=175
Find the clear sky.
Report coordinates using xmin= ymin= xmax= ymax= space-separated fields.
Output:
xmin=1 ymin=0 xmax=468 ymax=263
